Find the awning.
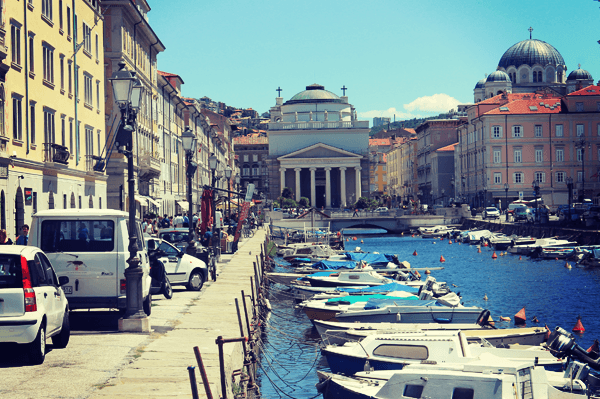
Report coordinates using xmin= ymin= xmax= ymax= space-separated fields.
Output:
xmin=177 ymin=200 xmax=190 ymax=209
xmin=147 ymin=197 xmax=160 ymax=207
xmin=135 ymin=196 xmax=149 ymax=206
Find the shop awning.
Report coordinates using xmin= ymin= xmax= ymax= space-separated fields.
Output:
xmin=135 ymin=196 xmax=149 ymax=206
xmin=147 ymin=197 xmax=160 ymax=207
xmin=177 ymin=200 xmax=190 ymax=209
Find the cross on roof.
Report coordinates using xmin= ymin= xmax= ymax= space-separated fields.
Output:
xmin=276 ymin=87 xmax=282 ymax=97
xmin=528 ymin=26 xmax=533 ymax=39
xmin=341 ymin=85 xmax=348 ymax=96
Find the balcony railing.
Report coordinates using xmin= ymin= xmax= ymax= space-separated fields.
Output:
xmin=269 ymin=120 xmax=369 ymax=130
xmin=85 ymin=155 xmax=103 ymax=172
xmin=43 ymin=143 xmax=70 ymax=165
xmin=138 ymin=151 xmax=161 ymax=180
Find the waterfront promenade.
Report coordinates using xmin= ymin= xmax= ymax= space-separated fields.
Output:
xmin=88 ymin=229 xmax=266 ymax=399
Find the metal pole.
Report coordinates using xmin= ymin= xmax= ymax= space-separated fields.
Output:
xmin=188 ymin=366 xmax=200 ymax=399
xmin=187 ymin=152 xmax=195 ymax=255
xmin=212 ymin=169 xmax=219 ymax=269
xmin=216 ymin=336 xmax=227 ymax=399
xmin=193 ymin=346 xmax=214 ymax=399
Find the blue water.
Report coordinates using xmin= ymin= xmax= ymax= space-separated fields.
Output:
xmin=257 ymin=235 xmax=600 ymax=398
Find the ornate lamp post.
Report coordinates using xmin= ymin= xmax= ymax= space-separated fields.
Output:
xmin=441 ymin=189 xmax=445 ymax=207
xmin=532 ymin=180 xmax=540 ymax=223
xmin=181 ymin=128 xmax=197 ymax=255
xmin=225 ymin=166 xmax=232 ymax=224
xmin=576 ymin=138 xmax=591 ymax=202
xmin=209 ymin=154 xmax=219 ymax=261
xmin=109 ymin=62 xmax=146 ymax=327
xmin=566 ymin=177 xmax=574 ymax=222
xmin=504 ymin=183 xmax=509 ymax=212
xmin=235 ymin=174 xmax=241 ymax=213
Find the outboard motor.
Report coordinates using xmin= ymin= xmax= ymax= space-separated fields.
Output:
xmin=547 ymin=327 xmax=600 ymax=371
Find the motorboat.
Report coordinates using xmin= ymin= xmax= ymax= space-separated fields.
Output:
xmin=508 ymin=238 xmax=578 ymax=255
xmin=299 ymin=269 xmax=421 ymax=288
xmin=333 ymin=297 xmax=485 ymax=325
xmin=468 ymin=230 xmax=492 ymax=244
xmin=418 ymin=225 xmax=452 ymax=238
xmin=321 ymin=330 xmax=564 ymax=375
xmin=289 ymin=281 xmax=420 ymax=302
xmin=278 ymin=243 xmax=339 ymax=262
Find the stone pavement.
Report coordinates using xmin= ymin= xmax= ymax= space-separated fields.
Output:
xmin=89 ymin=229 xmax=267 ymax=399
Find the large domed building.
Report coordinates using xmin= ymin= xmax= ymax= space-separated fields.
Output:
xmin=474 ymin=36 xmax=593 ymax=102
xmin=266 ymin=84 xmax=370 ymax=209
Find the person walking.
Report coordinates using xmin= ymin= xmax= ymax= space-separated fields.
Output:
xmin=15 ymin=224 xmax=29 ymax=245
xmin=0 ymin=229 xmax=13 ymax=245
xmin=352 ymin=208 xmax=359 ymax=217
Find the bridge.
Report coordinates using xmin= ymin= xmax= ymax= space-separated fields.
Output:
xmin=327 ymin=213 xmax=463 ymax=234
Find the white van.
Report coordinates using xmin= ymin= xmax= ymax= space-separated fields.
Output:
xmin=29 ymin=209 xmax=152 ymax=314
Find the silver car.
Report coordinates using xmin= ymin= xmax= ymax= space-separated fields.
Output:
xmin=483 ymin=207 xmax=501 ymax=219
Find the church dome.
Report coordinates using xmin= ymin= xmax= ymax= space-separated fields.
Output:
xmin=474 ymin=78 xmax=486 ymax=89
xmin=486 ymin=70 xmax=511 ymax=83
xmin=286 ymin=84 xmax=343 ymax=104
xmin=498 ymin=39 xmax=565 ymax=69
xmin=568 ymin=67 xmax=593 ymax=81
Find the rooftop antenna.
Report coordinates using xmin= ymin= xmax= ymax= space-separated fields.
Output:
xmin=528 ymin=26 xmax=533 ymax=40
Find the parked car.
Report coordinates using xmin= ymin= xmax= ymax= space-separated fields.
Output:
xmin=482 ymin=207 xmax=500 ymax=219
xmin=374 ymin=207 xmax=389 ymax=213
xmin=158 ymin=228 xmax=195 ymax=253
xmin=0 ymin=246 xmax=70 ymax=364
xmin=513 ymin=207 xmax=531 ymax=221
xmin=507 ymin=203 xmax=527 ymax=216
xmin=145 ymin=237 xmax=208 ymax=291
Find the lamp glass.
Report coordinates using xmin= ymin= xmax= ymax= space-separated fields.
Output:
xmin=130 ymin=79 xmax=143 ymax=111
xmin=181 ymin=129 xmax=195 ymax=153
xmin=209 ymin=154 xmax=217 ymax=170
xmin=225 ymin=166 xmax=232 ymax=179
xmin=235 ymin=175 xmax=240 ymax=184
xmin=109 ymin=75 xmax=134 ymax=105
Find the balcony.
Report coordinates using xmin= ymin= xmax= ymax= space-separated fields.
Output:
xmin=0 ymin=135 xmax=8 ymax=158
xmin=85 ymin=155 xmax=104 ymax=173
xmin=43 ymin=143 xmax=70 ymax=165
xmin=138 ymin=150 xmax=161 ymax=181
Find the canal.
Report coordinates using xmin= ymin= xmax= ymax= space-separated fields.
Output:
xmin=257 ymin=234 xmax=600 ymax=398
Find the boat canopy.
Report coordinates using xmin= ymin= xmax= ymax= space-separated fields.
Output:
xmin=337 ymin=282 xmax=419 ymax=294
xmin=343 ymin=252 xmax=396 ymax=264
xmin=326 ymin=294 xmax=418 ymax=305
xmin=363 ymin=298 xmax=437 ymax=310
xmin=310 ymin=260 xmax=358 ymax=270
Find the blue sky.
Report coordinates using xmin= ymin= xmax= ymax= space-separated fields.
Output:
xmin=149 ymin=0 xmax=600 ymax=123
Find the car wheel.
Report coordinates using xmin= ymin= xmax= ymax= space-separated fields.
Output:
xmin=143 ymin=294 xmax=152 ymax=316
xmin=161 ymin=277 xmax=173 ymax=299
xmin=51 ymin=311 xmax=70 ymax=349
xmin=187 ymin=270 xmax=204 ymax=291
xmin=27 ymin=323 xmax=46 ymax=365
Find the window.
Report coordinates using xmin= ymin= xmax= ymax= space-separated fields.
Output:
xmin=85 ymin=126 xmax=93 ymax=156
xmin=512 ymin=126 xmax=523 ymax=138
xmin=373 ymin=344 xmax=428 ymax=360
xmin=28 ymin=34 xmax=34 ymax=73
xmin=576 ymin=102 xmax=584 ymax=112
xmin=534 ymin=172 xmax=545 ymax=183
xmin=61 ymin=115 xmax=66 ymax=146
xmin=59 ymin=0 xmax=63 ymax=30
xmin=82 ymin=22 xmax=91 ymax=55
xmin=43 ymin=108 xmax=55 ymax=145
xmin=403 ymin=385 xmax=424 ymax=398
xmin=252 ymin=164 xmax=259 ymax=176
xmin=513 ymin=172 xmax=524 ymax=184
xmin=577 ymin=148 xmax=583 ymax=162
xmin=96 ymin=80 xmax=100 ymax=109
xmin=555 ymin=125 xmax=563 ymax=137
xmin=66 ymin=6 xmax=71 ymax=36
xmin=12 ymin=96 xmax=23 ymax=140
xmin=29 ymin=102 xmax=35 ymax=144
xmin=492 ymin=126 xmax=502 ymax=138
xmin=69 ymin=118 xmax=73 ymax=153
xmin=556 ymin=171 xmax=565 ymax=183
xmin=67 ymin=60 xmax=72 ymax=94
xmin=59 ymin=55 xmax=64 ymax=90
xmin=11 ymin=23 xmax=22 ymax=66
xmin=493 ymin=149 xmax=501 ymax=164
xmin=39 ymin=220 xmax=115 ymax=253
xmin=42 ymin=43 xmax=54 ymax=84
xmin=578 ymin=171 xmax=583 ymax=182
xmin=95 ymin=34 xmax=99 ymax=60
xmin=42 ymin=0 xmax=53 ymax=21
xmin=243 ymin=154 xmax=249 ymax=162
xmin=534 ymin=125 xmax=542 ymax=137
xmin=598 ymin=124 xmax=600 ymax=136
xmin=0 ymin=89 xmax=4 ymax=136
xmin=576 ymin=124 xmax=584 ymax=137
xmin=535 ymin=149 xmax=543 ymax=163
xmin=253 ymin=154 xmax=258 ymax=162
xmin=452 ymin=387 xmax=474 ymax=399
xmin=494 ymin=172 xmax=502 ymax=184
xmin=242 ymin=165 xmax=249 ymax=176
xmin=514 ymin=149 xmax=522 ymax=163
xmin=556 ymin=148 xmax=564 ymax=162
xmin=83 ymin=73 xmax=92 ymax=106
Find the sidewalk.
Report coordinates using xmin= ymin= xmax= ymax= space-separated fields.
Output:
xmin=89 ymin=229 xmax=266 ymax=399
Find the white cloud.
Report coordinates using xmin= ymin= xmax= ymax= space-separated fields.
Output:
xmin=358 ymin=108 xmax=423 ymax=120
xmin=403 ymin=93 xmax=461 ymax=113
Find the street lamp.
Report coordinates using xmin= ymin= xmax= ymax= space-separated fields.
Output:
xmin=504 ymin=183 xmax=509 ymax=212
xmin=181 ymin=127 xmax=197 ymax=255
xmin=430 ymin=190 xmax=433 ymax=206
xmin=566 ymin=177 xmax=574 ymax=223
xmin=576 ymin=138 xmax=591 ymax=202
xmin=532 ymin=180 xmax=540 ymax=223
xmin=225 ymin=166 xmax=232 ymax=228
xmin=109 ymin=62 xmax=146 ymax=326
xmin=208 ymin=154 xmax=220 ymax=263
xmin=441 ymin=189 xmax=445 ymax=207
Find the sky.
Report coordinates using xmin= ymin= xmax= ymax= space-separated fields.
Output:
xmin=148 ymin=0 xmax=600 ymax=124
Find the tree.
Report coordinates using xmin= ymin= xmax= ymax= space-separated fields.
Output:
xmin=281 ymin=187 xmax=294 ymax=199
xmin=299 ymin=197 xmax=310 ymax=208
xmin=354 ymin=196 xmax=370 ymax=209
xmin=281 ymin=198 xmax=297 ymax=209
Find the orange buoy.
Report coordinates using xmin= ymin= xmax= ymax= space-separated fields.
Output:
xmin=483 ymin=242 xmax=488 ymax=247
xmin=424 ymin=269 xmax=431 ymax=274
xmin=477 ymin=247 xmax=482 ymax=253
xmin=413 ymin=251 xmax=418 ymax=256
xmin=514 ymin=307 xmax=526 ymax=325
xmin=573 ymin=315 xmax=585 ymax=333
xmin=411 ymin=234 xmax=415 ymax=237
xmin=458 ymin=242 xmax=461 ymax=245
xmin=440 ymin=255 xmax=446 ymax=263
xmin=492 ymin=252 xmax=497 ymax=259
xmin=352 ymin=237 xmax=357 ymax=241
xmin=555 ymin=257 xmax=559 ymax=261
xmin=519 ymin=256 xmax=522 ymax=260
xmin=448 ymin=240 xmax=453 ymax=244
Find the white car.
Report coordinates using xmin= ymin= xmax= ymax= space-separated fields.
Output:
xmin=0 ymin=246 xmax=70 ymax=364
xmin=483 ymin=207 xmax=501 ymax=219
xmin=374 ymin=207 xmax=389 ymax=213
xmin=145 ymin=238 xmax=208 ymax=291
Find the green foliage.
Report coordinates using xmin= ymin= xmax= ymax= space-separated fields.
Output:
xmin=354 ymin=196 xmax=370 ymax=209
xmin=368 ymin=113 xmax=453 ymax=136
xmin=281 ymin=187 xmax=294 ymax=199
xmin=273 ymin=200 xmax=280 ymax=208
xmin=280 ymin=198 xmax=297 ymax=208
xmin=299 ymin=197 xmax=310 ymax=208
xmin=368 ymin=199 xmax=380 ymax=209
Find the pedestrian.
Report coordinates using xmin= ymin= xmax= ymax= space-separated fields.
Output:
xmin=161 ymin=214 xmax=171 ymax=228
xmin=0 ymin=229 xmax=13 ymax=245
xmin=173 ymin=214 xmax=184 ymax=228
xmin=15 ymin=224 xmax=29 ymax=245
xmin=182 ymin=214 xmax=189 ymax=228
xmin=353 ymin=208 xmax=359 ymax=217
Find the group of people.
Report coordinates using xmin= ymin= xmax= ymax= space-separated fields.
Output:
xmin=141 ymin=213 xmax=202 ymax=236
xmin=0 ymin=224 xmax=30 ymax=246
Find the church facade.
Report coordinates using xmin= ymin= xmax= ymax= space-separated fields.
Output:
xmin=266 ymin=84 xmax=370 ymax=209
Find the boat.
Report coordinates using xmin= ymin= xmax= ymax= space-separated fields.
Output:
xmin=508 ymin=238 xmax=578 ymax=255
xmin=278 ymin=243 xmax=339 ymax=262
xmin=468 ymin=230 xmax=492 ymax=244
xmin=316 ymin=354 xmax=596 ymax=399
xmin=290 ymin=281 xmax=420 ymax=302
xmin=299 ymin=269 xmax=420 ymax=288
xmin=333 ymin=297 xmax=485 ymax=325
xmin=321 ymin=330 xmax=564 ymax=375
xmin=418 ymin=225 xmax=452 ymax=236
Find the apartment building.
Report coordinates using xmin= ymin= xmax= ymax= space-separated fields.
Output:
xmin=2 ymin=0 xmax=106 ymax=237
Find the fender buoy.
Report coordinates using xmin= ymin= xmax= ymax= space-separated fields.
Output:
xmin=440 ymin=255 xmax=445 ymax=263
xmin=483 ymin=293 xmax=488 ymax=301
xmin=500 ymin=316 xmax=511 ymax=321
xmin=573 ymin=315 xmax=585 ymax=333
xmin=424 ymin=269 xmax=431 ymax=274
xmin=565 ymin=262 xmax=572 ymax=269
xmin=360 ymin=240 xmax=364 ymax=243
xmin=352 ymin=237 xmax=357 ymax=241
xmin=413 ymin=251 xmax=418 ymax=256
xmin=492 ymin=252 xmax=497 ymax=259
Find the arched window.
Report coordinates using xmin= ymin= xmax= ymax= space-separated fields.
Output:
xmin=242 ymin=164 xmax=250 ymax=176
xmin=557 ymin=71 xmax=563 ymax=82
xmin=252 ymin=164 xmax=259 ymax=176
xmin=89 ymin=195 xmax=93 ymax=208
xmin=70 ymin=192 xmax=76 ymax=208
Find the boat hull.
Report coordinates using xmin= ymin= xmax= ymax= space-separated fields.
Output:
xmin=336 ymin=308 xmax=481 ymax=324
xmin=322 ymin=349 xmax=407 ymax=375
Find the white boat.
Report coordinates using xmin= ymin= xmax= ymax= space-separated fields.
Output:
xmin=418 ymin=225 xmax=452 ymax=237
xmin=321 ymin=330 xmax=564 ymax=375
xmin=301 ymin=269 xmax=414 ymax=288
xmin=277 ymin=243 xmax=339 ymax=261
xmin=468 ymin=230 xmax=492 ymax=244
xmin=508 ymin=238 xmax=578 ymax=255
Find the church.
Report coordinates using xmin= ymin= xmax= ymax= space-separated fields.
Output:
xmin=265 ymin=84 xmax=370 ymax=209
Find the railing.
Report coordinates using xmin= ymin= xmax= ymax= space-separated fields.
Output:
xmin=269 ymin=120 xmax=369 ymax=130
xmin=43 ymin=143 xmax=70 ymax=165
xmin=85 ymin=155 xmax=103 ymax=172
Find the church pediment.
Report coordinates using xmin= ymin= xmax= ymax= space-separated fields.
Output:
xmin=278 ymin=143 xmax=362 ymax=161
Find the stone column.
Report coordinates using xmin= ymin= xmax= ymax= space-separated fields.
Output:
xmin=325 ymin=167 xmax=332 ymax=208
xmin=310 ymin=167 xmax=316 ymax=208
xmin=355 ymin=166 xmax=362 ymax=200
xmin=295 ymin=168 xmax=302 ymax=201
xmin=279 ymin=167 xmax=286 ymax=195
xmin=340 ymin=167 xmax=347 ymax=208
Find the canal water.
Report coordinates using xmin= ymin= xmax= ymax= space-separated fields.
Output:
xmin=257 ymin=234 xmax=600 ymax=398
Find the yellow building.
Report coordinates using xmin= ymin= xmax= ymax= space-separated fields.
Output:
xmin=2 ymin=0 xmax=106 ymax=238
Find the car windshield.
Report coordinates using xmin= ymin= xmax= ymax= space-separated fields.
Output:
xmin=159 ymin=231 xmax=190 ymax=244
xmin=486 ymin=207 xmax=497 ymax=211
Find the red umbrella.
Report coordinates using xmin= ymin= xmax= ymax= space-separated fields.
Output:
xmin=200 ymin=189 xmax=213 ymax=236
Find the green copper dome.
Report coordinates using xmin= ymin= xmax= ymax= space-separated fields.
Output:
xmin=498 ymin=39 xmax=565 ymax=69
xmin=286 ymin=84 xmax=343 ymax=104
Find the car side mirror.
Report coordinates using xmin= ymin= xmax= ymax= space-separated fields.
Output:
xmin=58 ymin=276 xmax=70 ymax=286
xmin=177 ymin=250 xmax=184 ymax=258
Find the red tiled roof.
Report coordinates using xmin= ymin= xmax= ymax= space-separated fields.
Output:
xmin=484 ymin=94 xmax=562 ymax=115
xmin=369 ymin=138 xmax=392 ymax=146
xmin=567 ymin=85 xmax=600 ymax=96
xmin=233 ymin=136 xmax=268 ymax=145
xmin=405 ymin=128 xmax=416 ymax=134
xmin=157 ymin=70 xmax=179 ymax=78
xmin=437 ymin=142 xmax=459 ymax=152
